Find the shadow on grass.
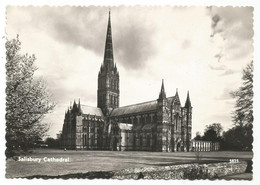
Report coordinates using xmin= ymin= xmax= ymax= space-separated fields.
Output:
xmin=124 ymin=160 xmax=227 ymax=167
xmin=25 ymin=171 xmax=115 ymax=179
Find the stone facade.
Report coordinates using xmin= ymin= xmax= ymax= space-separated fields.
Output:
xmin=61 ymin=11 xmax=192 ymax=152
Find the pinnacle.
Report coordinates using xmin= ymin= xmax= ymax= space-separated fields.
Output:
xmin=185 ymin=91 xmax=191 ymax=107
xmin=159 ymin=79 xmax=166 ymax=99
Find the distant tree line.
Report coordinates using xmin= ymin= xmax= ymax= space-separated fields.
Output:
xmin=44 ymin=137 xmax=61 ymax=148
xmin=194 ymin=61 xmax=253 ymax=151
xmin=194 ymin=123 xmax=223 ymax=142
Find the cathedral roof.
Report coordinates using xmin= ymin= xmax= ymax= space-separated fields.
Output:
xmin=110 ymin=100 xmax=157 ymax=116
xmin=80 ymin=105 xmax=104 ymax=117
xmin=110 ymin=95 xmax=177 ymax=117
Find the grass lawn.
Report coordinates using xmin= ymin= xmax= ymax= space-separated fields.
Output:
xmin=6 ymin=149 xmax=253 ymax=178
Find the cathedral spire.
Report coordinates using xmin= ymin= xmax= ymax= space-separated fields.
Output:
xmin=97 ymin=11 xmax=120 ymax=111
xmin=159 ymin=79 xmax=166 ymax=99
xmin=103 ymin=10 xmax=114 ymax=71
xmin=185 ymin=91 xmax=192 ymax=108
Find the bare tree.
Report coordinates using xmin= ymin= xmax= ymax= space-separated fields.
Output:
xmin=6 ymin=36 xmax=55 ymax=157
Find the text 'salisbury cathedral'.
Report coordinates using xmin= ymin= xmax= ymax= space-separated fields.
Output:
xmin=61 ymin=12 xmax=192 ymax=152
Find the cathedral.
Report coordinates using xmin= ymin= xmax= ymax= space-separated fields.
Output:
xmin=61 ymin=11 xmax=192 ymax=152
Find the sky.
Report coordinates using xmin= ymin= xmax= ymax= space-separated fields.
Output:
xmin=6 ymin=6 xmax=253 ymax=138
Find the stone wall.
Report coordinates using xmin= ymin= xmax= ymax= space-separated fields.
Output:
xmin=112 ymin=161 xmax=248 ymax=179
xmin=24 ymin=161 xmax=249 ymax=179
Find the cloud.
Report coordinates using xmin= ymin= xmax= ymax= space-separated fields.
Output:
xmin=113 ymin=11 xmax=156 ymax=70
xmin=214 ymin=52 xmax=224 ymax=62
xmin=181 ymin=40 xmax=191 ymax=49
xmin=209 ymin=64 xmax=226 ymax=70
xmin=210 ymin=7 xmax=253 ymax=40
xmin=7 ymin=6 xmax=155 ymax=71
xmin=211 ymin=14 xmax=222 ymax=35
xmin=6 ymin=6 xmax=253 ymax=138
xmin=220 ymin=69 xmax=236 ymax=76
xmin=214 ymin=87 xmax=233 ymax=100
xmin=210 ymin=114 xmax=232 ymax=123
xmin=208 ymin=6 xmax=254 ymax=62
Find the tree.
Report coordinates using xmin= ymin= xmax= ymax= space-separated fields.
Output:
xmin=220 ymin=61 xmax=254 ymax=151
xmin=205 ymin=123 xmax=223 ymax=137
xmin=203 ymin=129 xmax=218 ymax=142
xmin=45 ymin=137 xmax=61 ymax=148
xmin=231 ymin=61 xmax=253 ymax=127
xmin=202 ymin=123 xmax=223 ymax=142
xmin=222 ymin=124 xmax=253 ymax=151
xmin=194 ymin=132 xmax=202 ymax=140
xmin=6 ymin=36 xmax=55 ymax=157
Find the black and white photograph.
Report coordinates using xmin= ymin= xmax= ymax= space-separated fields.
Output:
xmin=2 ymin=2 xmax=258 ymax=182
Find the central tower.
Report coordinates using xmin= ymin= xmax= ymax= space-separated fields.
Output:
xmin=97 ymin=11 xmax=119 ymax=115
